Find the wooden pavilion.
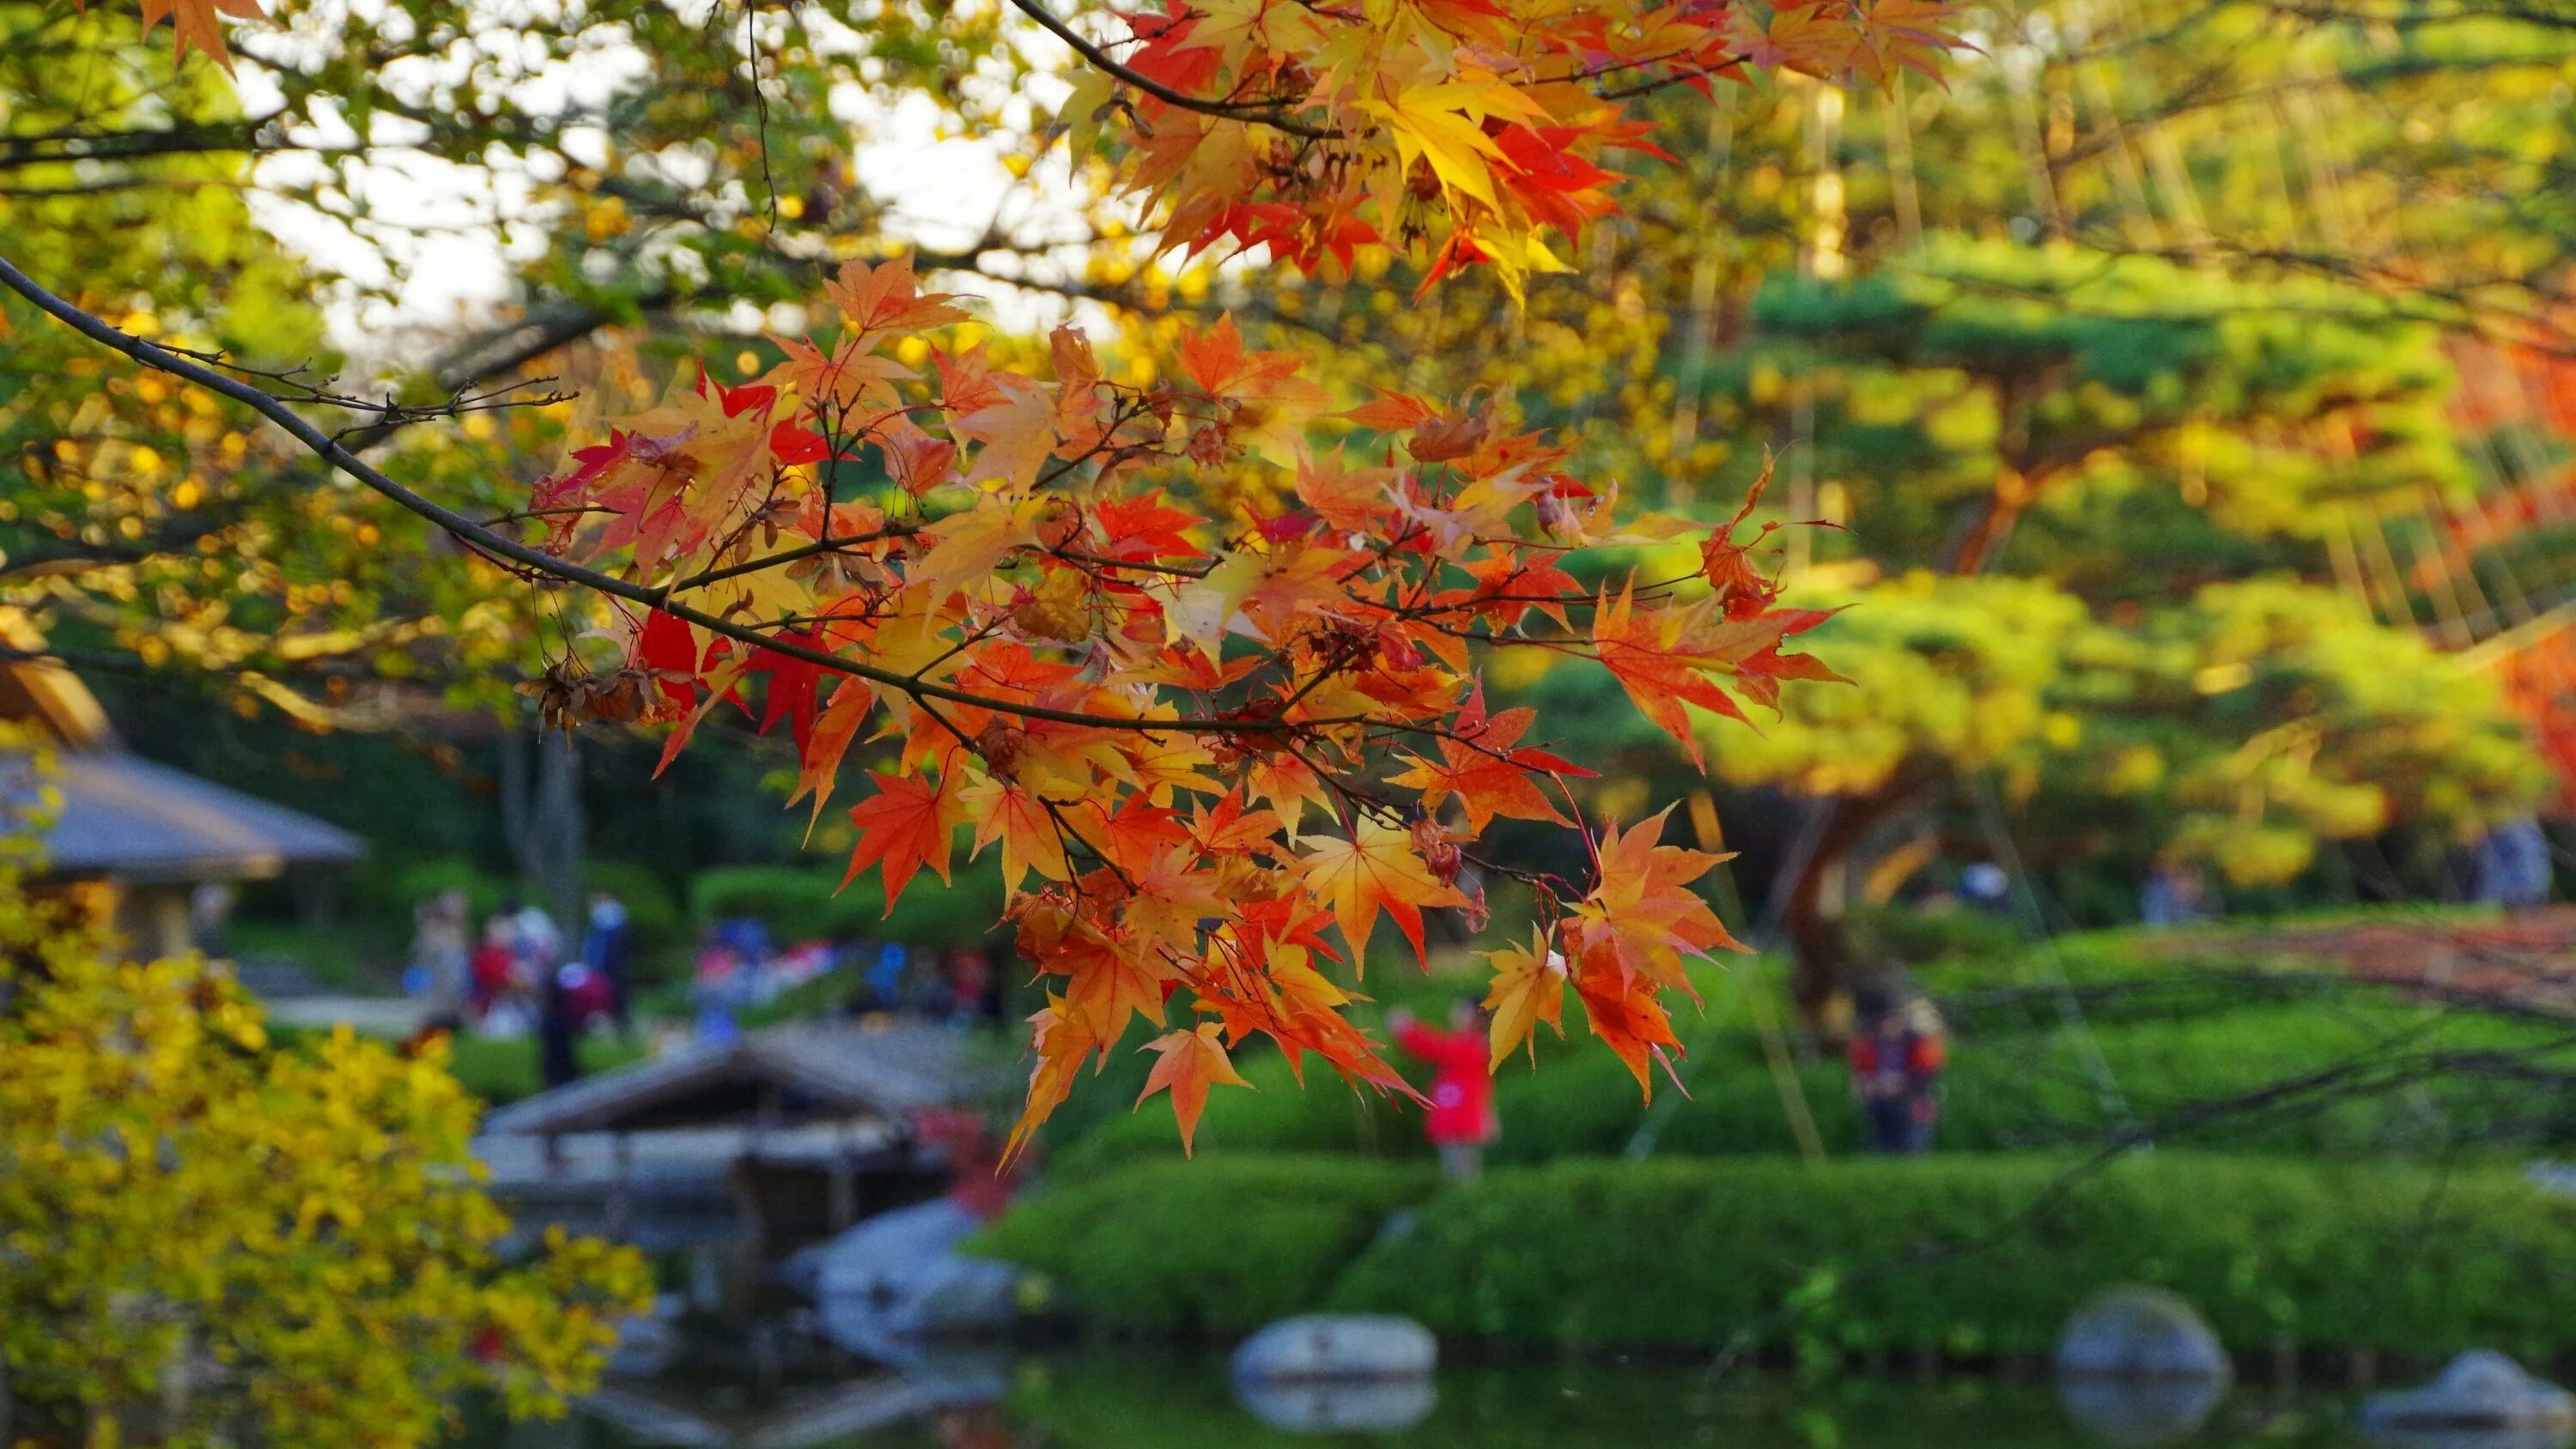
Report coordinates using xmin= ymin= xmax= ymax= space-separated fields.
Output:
xmin=0 ymin=614 xmax=364 ymax=956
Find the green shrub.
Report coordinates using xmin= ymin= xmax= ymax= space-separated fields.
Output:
xmin=974 ymin=1156 xmax=1436 ymax=1336
xmin=1844 ymin=905 xmax=2027 ymax=969
xmin=1332 ymin=1155 xmax=2576 ymax=1360
xmin=983 ymin=1154 xmax=2576 ymax=1361
xmin=1048 ymin=965 xmax=2576 ymax=1175
xmin=686 ymin=861 xmax=1007 ymax=946
xmin=382 ymin=858 xmax=516 ymax=924
xmin=579 ymin=860 xmax=686 ymax=954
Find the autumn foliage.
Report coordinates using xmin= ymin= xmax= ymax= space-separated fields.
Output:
xmin=0 ymin=807 xmax=647 ymax=1442
xmin=59 ymin=0 xmax=1967 ymax=1151
xmin=522 ymin=258 xmax=1838 ymax=1150
xmin=1054 ymin=0 xmax=1959 ymax=299
xmin=109 ymin=0 xmax=1958 ymax=300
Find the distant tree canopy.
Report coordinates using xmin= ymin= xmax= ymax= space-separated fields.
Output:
xmin=1220 ymin=10 xmax=2576 ymax=1006
xmin=4 ymin=0 xmax=2568 ymax=1073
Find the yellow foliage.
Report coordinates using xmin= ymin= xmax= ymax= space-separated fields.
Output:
xmin=0 ymin=822 xmax=648 ymax=1446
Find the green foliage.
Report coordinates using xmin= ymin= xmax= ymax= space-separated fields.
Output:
xmin=1333 ymin=1156 xmax=2576 ymax=1360
xmin=1689 ymin=573 xmax=2542 ymax=891
xmin=986 ymin=1154 xmax=2576 ymax=1362
xmin=576 ymin=859 xmax=688 ymax=955
xmin=217 ymin=918 xmax=400 ymax=992
xmin=1841 ymin=905 xmax=2026 ymax=970
xmin=1047 ymin=944 xmax=2576 ymax=1175
xmin=1701 ymin=572 xmax=2095 ymax=798
xmin=442 ymin=1033 xmax=651 ymax=1106
xmin=685 ymin=859 xmax=1008 ymax=946
xmin=974 ymin=1157 xmax=1436 ymax=1337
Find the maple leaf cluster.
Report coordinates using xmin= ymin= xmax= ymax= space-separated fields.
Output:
xmin=523 ymin=257 xmax=1839 ymax=1151
xmin=1063 ymin=0 xmax=1964 ymax=299
xmin=123 ymin=0 xmax=1959 ymax=302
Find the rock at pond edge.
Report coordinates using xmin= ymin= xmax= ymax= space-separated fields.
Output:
xmin=1231 ymin=1314 xmax=1437 ymax=1385
xmin=2057 ymin=1285 xmax=2232 ymax=1383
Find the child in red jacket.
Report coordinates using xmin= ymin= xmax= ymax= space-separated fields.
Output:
xmin=1391 ymin=997 xmax=1498 ymax=1181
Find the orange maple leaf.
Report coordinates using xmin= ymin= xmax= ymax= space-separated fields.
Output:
xmin=1387 ymin=689 xmax=1572 ymax=836
xmin=1298 ymin=820 xmax=1461 ymax=970
xmin=1571 ymin=943 xmax=1686 ymax=1100
xmin=1066 ymin=947 xmax=1172 ymax=1044
xmin=1004 ymin=995 xmax=1094 ymax=1162
xmin=959 ymin=778 xmax=1075 ymax=888
xmin=133 ymin=0 xmax=264 ymax=71
xmin=841 ymin=769 xmax=964 ymax=909
xmin=1564 ymin=808 xmax=1744 ymax=993
xmin=1135 ymin=1020 xmax=1251 ymax=1155
xmin=1592 ymin=579 xmax=1805 ymax=766
xmin=827 ymin=255 xmax=969 ymax=337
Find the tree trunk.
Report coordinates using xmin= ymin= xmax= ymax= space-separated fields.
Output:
xmin=1783 ymin=776 xmax=1925 ymax=1026
xmin=498 ymin=722 xmax=586 ymax=928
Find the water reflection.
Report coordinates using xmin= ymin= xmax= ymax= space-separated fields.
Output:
xmin=2057 ymin=1377 xmax=2230 ymax=1446
xmin=462 ymin=1319 xmax=2489 ymax=1449
xmin=1234 ymin=1375 xmax=1438 ymax=1434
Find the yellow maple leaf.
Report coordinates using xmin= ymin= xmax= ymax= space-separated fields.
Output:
xmin=1482 ymin=929 xmax=1568 ymax=1068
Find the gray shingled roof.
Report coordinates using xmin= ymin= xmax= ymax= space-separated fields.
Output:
xmin=6 ymin=749 xmax=365 ymax=883
xmin=478 ymin=1024 xmax=1004 ymax=1137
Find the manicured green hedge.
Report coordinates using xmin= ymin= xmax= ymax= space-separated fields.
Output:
xmin=983 ymin=1155 xmax=2576 ymax=1362
xmin=974 ymin=1156 xmax=1435 ymax=1337
xmin=1334 ymin=1156 xmax=2576 ymax=1361
xmin=1052 ymin=997 xmax=2576 ymax=1177
xmin=685 ymin=861 xmax=1007 ymax=946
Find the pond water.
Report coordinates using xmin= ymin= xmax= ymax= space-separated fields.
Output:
xmin=459 ymin=1336 xmax=2438 ymax=1449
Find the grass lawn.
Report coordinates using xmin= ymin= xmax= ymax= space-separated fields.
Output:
xmin=445 ymin=1032 xmax=651 ymax=1106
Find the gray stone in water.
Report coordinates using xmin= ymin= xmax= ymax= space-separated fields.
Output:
xmin=2057 ymin=1286 xmax=2232 ymax=1383
xmin=808 ymin=1198 xmax=1027 ymax=1363
xmin=2363 ymin=1351 xmax=2576 ymax=1449
xmin=1230 ymin=1314 xmax=1437 ymax=1385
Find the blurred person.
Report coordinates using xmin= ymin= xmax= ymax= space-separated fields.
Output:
xmin=2140 ymin=863 xmax=2208 ymax=930
xmin=513 ymin=898 xmax=564 ymax=980
xmin=713 ymin=915 xmax=772 ymax=1002
xmin=537 ymin=961 xmax=585 ymax=1090
xmin=581 ymin=889 xmax=635 ymax=1032
xmin=189 ymin=882 xmax=236 ymax=956
xmin=978 ymin=946 xmax=1007 ymax=1024
xmin=1848 ymin=977 xmax=1947 ymax=1154
xmin=556 ymin=956 xmax=615 ymax=1030
xmin=906 ymin=950 xmax=953 ymax=1018
xmin=946 ymin=947 xmax=992 ymax=1027
xmin=692 ymin=925 xmax=746 ymax=1048
xmin=468 ymin=912 xmax=522 ymax=1027
xmin=1390 ymin=996 xmax=1498 ymax=1181
xmin=1959 ymin=862 xmax=2011 ymax=916
xmin=2475 ymin=817 xmax=2554 ymax=911
xmin=861 ymin=941 xmax=908 ymax=1016
xmin=409 ymin=887 xmax=471 ymax=1030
